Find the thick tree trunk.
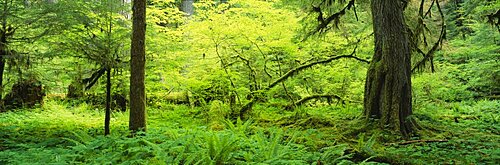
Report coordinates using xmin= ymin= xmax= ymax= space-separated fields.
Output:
xmin=129 ymin=0 xmax=146 ymax=133
xmin=104 ymin=68 xmax=111 ymax=135
xmin=364 ymin=0 xmax=415 ymax=137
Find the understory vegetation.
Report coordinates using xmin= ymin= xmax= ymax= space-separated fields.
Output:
xmin=0 ymin=0 xmax=499 ymax=164
xmin=0 ymin=99 xmax=498 ymax=164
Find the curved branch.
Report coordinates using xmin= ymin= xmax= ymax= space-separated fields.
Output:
xmin=266 ymin=47 xmax=367 ymax=90
xmin=240 ymin=44 xmax=367 ymax=118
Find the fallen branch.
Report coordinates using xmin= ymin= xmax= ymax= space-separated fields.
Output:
xmin=385 ymin=139 xmax=448 ymax=146
xmin=285 ymin=94 xmax=342 ymax=110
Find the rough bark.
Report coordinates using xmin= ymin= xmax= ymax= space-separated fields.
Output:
xmin=129 ymin=0 xmax=146 ymax=133
xmin=364 ymin=0 xmax=415 ymax=137
xmin=104 ymin=68 xmax=111 ymax=135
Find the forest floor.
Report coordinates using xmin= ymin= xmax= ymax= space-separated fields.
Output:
xmin=0 ymin=99 xmax=498 ymax=164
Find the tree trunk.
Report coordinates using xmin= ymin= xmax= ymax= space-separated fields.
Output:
xmin=0 ymin=36 xmax=5 ymax=101
xmin=129 ymin=0 xmax=146 ymax=133
xmin=1 ymin=1 xmax=7 ymax=101
xmin=181 ymin=0 xmax=194 ymax=16
xmin=364 ymin=0 xmax=415 ymax=137
xmin=104 ymin=68 xmax=111 ymax=135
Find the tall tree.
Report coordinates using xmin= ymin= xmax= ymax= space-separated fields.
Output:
xmin=301 ymin=0 xmax=428 ymax=137
xmin=364 ymin=0 xmax=415 ymax=136
xmin=59 ymin=0 xmax=129 ymax=135
xmin=0 ymin=0 xmax=62 ymax=101
xmin=129 ymin=0 xmax=146 ymax=133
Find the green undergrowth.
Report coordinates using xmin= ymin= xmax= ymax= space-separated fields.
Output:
xmin=0 ymin=99 xmax=499 ymax=164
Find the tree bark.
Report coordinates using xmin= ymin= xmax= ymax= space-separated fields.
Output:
xmin=129 ymin=0 xmax=146 ymax=133
xmin=0 ymin=0 xmax=7 ymax=101
xmin=0 ymin=35 xmax=5 ymax=101
xmin=104 ymin=68 xmax=111 ymax=135
xmin=364 ymin=0 xmax=415 ymax=137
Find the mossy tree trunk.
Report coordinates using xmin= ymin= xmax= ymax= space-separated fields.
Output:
xmin=129 ymin=0 xmax=146 ymax=133
xmin=0 ymin=1 xmax=8 ymax=101
xmin=364 ymin=0 xmax=415 ymax=137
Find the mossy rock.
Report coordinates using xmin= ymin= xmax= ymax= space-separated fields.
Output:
xmin=3 ymin=78 xmax=45 ymax=110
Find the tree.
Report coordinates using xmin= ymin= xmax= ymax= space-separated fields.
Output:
xmin=59 ymin=0 xmax=129 ymax=135
xmin=364 ymin=0 xmax=415 ymax=136
xmin=0 ymin=0 xmax=63 ymax=101
xmin=129 ymin=0 xmax=146 ymax=133
xmin=299 ymin=0 xmax=447 ymax=137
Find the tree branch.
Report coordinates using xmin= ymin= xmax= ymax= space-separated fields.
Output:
xmin=307 ymin=0 xmax=356 ymax=38
xmin=265 ymin=46 xmax=366 ymax=90
xmin=239 ymin=45 xmax=367 ymax=117
xmin=412 ymin=0 xmax=445 ymax=73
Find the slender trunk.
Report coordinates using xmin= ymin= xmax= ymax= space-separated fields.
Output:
xmin=104 ymin=68 xmax=111 ymax=135
xmin=364 ymin=0 xmax=415 ymax=137
xmin=129 ymin=0 xmax=146 ymax=133
xmin=0 ymin=36 xmax=5 ymax=101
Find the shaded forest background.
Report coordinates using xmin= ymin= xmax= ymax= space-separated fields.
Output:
xmin=0 ymin=0 xmax=498 ymax=164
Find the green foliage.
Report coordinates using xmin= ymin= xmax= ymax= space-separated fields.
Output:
xmin=385 ymin=101 xmax=499 ymax=164
xmin=2 ymin=96 xmax=499 ymax=164
xmin=0 ymin=0 xmax=80 ymax=95
xmin=444 ymin=0 xmax=500 ymax=39
xmin=0 ymin=100 xmax=353 ymax=164
xmin=2 ymin=0 xmax=499 ymax=164
xmin=58 ymin=0 xmax=130 ymax=69
xmin=413 ymin=64 xmax=475 ymax=102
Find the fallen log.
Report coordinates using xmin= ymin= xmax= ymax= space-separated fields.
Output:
xmin=384 ymin=139 xmax=448 ymax=146
xmin=285 ymin=94 xmax=342 ymax=110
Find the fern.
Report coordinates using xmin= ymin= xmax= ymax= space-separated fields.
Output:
xmin=223 ymin=118 xmax=253 ymax=137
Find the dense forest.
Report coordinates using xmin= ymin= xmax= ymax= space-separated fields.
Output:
xmin=0 ymin=0 xmax=499 ymax=164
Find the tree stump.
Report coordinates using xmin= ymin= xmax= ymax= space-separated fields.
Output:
xmin=67 ymin=81 xmax=84 ymax=98
xmin=3 ymin=78 xmax=45 ymax=110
